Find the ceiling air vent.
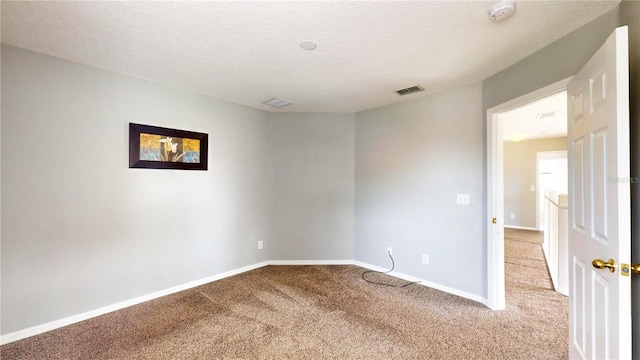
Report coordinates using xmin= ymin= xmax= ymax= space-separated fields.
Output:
xmin=262 ymin=98 xmax=290 ymax=108
xmin=396 ymin=85 xmax=424 ymax=96
xmin=536 ymin=112 xmax=556 ymax=120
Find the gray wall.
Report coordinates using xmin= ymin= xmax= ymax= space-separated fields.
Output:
xmin=268 ymin=113 xmax=354 ymax=261
xmin=484 ymin=2 xmax=640 ymax=357
xmin=504 ymin=137 xmax=567 ymax=228
xmin=355 ymin=82 xmax=484 ymax=297
xmin=483 ymin=9 xmax=621 ymax=110
xmin=2 ymin=1 xmax=639 ymax=352
xmin=1 ymin=45 xmax=272 ymax=334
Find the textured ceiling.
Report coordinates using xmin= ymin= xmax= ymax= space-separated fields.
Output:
xmin=1 ymin=1 xmax=620 ymax=113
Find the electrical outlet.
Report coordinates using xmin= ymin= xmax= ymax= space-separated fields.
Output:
xmin=257 ymin=241 xmax=263 ymax=250
xmin=510 ymin=213 xmax=515 ymax=219
xmin=456 ymin=193 xmax=470 ymax=205
xmin=422 ymin=254 xmax=429 ymax=265
xmin=387 ymin=247 xmax=392 ymax=256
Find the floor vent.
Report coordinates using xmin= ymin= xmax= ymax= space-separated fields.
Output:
xmin=396 ymin=85 xmax=424 ymax=96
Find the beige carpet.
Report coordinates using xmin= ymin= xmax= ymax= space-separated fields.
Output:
xmin=1 ymin=231 xmax=568 ymax=359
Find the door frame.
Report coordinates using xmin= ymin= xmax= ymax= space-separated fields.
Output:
xmin=486 ymin=76 xmax=572 ymax=310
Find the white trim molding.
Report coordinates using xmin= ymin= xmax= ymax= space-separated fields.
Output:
xmin=504 ymin=225 xmax=539 ymax=231
xmin=1 ymin=259 xmax=487 ymax=345
xmin=268 ymin=259 xmax=354 ymax=266
xmin=0 ymin=262 xmax=270 ymax=345
xmin=353 ymin=261 xmax=486 ymax=304
xmin=486 ymin=76 xmax=572 ymax=312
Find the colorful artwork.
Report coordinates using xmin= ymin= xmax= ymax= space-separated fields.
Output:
xmin=139 ymin=133 xmax=201 ymax=163
xmin=129 ymin=123 xmax=208 ymax=170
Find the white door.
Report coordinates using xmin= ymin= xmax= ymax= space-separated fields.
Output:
xmin=568 ymin=26 xmax=631 ymax=359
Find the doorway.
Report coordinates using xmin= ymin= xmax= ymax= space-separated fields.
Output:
xmin=487 ymin=26 xmax=631 ymax=358
xmin=485 ymin=77 xmax=572 ymax=310
xmin=500 ymin=90 xmax=568 ymax=233
xmin=500 ymin=89 xmax=569 ymax=299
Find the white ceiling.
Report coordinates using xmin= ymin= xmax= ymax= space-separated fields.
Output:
xmin=1 ymin=1 xmax=620 ymax=113
xmin=500 ymin=91 xmax=567 ymax=142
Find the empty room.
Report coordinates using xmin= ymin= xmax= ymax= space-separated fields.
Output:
xmin=1 ymin=1 xmax=639 ymax=359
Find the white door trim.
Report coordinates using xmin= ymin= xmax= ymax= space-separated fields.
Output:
xmin=486 ymin=76 xmax=573 ymax=310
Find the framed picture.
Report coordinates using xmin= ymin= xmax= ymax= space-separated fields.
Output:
xmin=129 ymin=123 xmax=208 ymax=170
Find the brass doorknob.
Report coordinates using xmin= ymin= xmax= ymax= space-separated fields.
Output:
xmin=592 ymin=258 xmax=617 ymax=273
xmin=632 ymin=264 xmax=640 ymax=274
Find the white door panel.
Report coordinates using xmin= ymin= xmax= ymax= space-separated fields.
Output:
xmin=568 ymin=26 xmax=631 ymax=360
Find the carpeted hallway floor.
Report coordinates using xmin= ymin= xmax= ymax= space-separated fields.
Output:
xmin=1 ymin=229 xmax=568 ymax=359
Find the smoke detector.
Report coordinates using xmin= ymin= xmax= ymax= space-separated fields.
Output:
xmin=488 ymin=1 xmax=516 ymax=22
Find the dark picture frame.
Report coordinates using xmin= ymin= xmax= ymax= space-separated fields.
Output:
xmin=129 ymin=123 xmax=208 ymax=170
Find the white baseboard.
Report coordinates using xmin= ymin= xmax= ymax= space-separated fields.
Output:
xmin=1 ymin=259 xmax=485 ymax=345
xmin=0 ymin=261 xmax=270 ymax=345
xmin=268 ymin=259 xmax=354 ymax=266
xmin=353 ymin=261 xmax=485 ymax=304
xmin=273 ymin=260 xmax=485 ymax=305
xmin=504 ymin=225 xmax=540 ymax=231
